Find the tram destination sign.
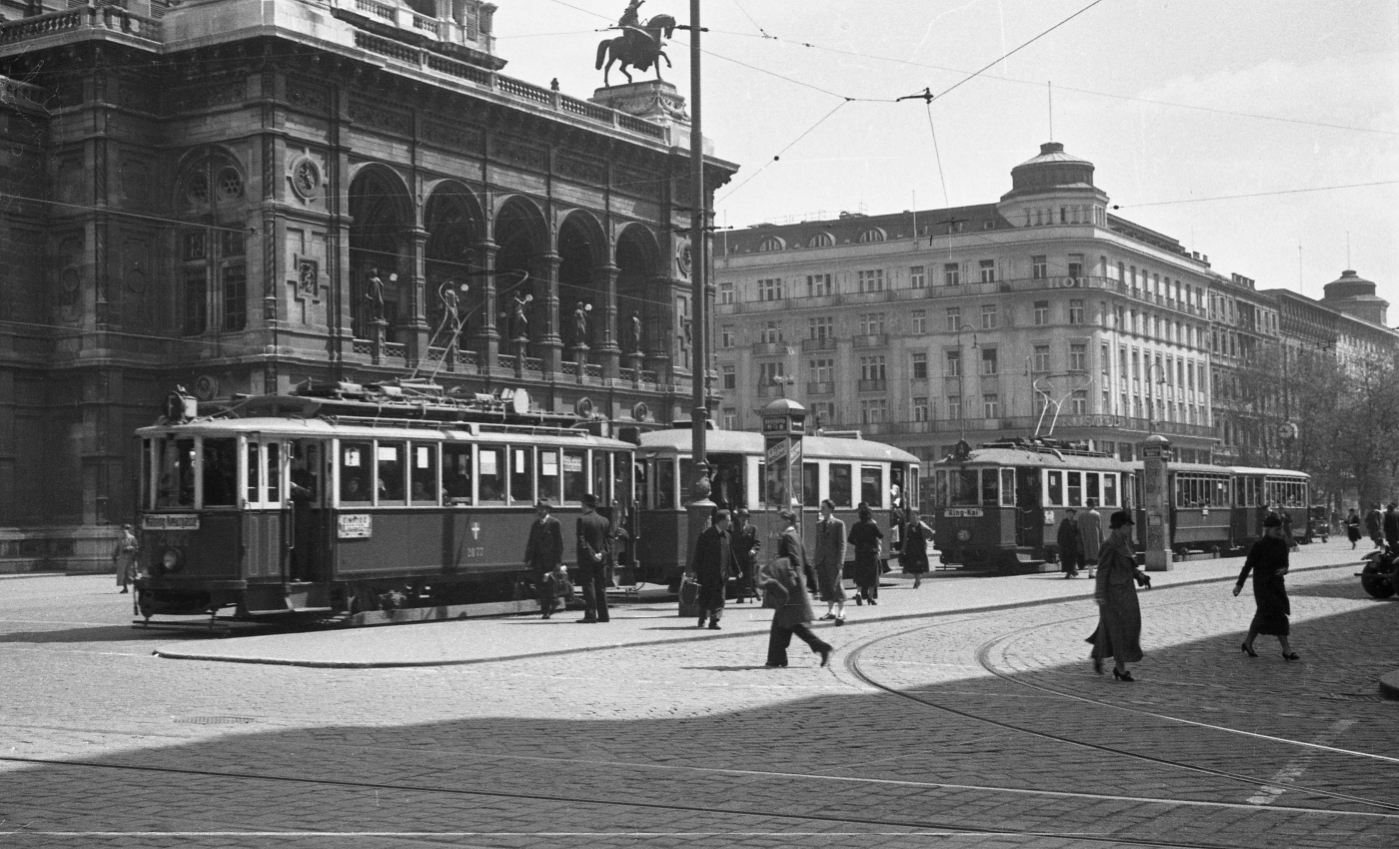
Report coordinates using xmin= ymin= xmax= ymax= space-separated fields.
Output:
xmin=142 ymin=514 xmax=200 ymax=531
xmin=943 ymin=508 xmax=983 ymax=518
xmin=338 ymin=513 xmax=372 ymax=539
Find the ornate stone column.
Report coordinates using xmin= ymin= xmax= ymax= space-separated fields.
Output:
xmin=598 ymin=261 xmax=620 ymax=380
xmin=476 ymin=239 xmax=499 ymax=373
xmin=540 ymin=250 xmax=562 ymax=376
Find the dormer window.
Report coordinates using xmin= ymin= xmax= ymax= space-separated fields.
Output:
xmin=757 ymin=236 xmax=785 ymax=252
xmin=807 ymin=232 xmax=834 ymax=248
xmin=857 ymin=228 xmax=886 ymax=243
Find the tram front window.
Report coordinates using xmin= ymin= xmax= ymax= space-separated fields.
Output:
xmin=656 ymin=459 xmax=675 ymax=508
xmin=155 ymin=437 xmax=196 ymax=508
xmin=443 ymin=444 xmax=472 ymax=503
xmin=340 ymin=442 xmax=373 ymax=503
xmin=803 ymin=462 xmax=819 ymax=508
xmin=203 ymin=438 xmax=236 ymax=507
xmin=948 ymin=469 xmax=979 ymax=506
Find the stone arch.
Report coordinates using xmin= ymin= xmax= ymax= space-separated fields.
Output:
xmin=348 ymin=163 xmax=414 ymax=341
xmin=493 ymin=195 xmax=550 ymax=353
xmin=558 ymin=209 xmax=608 ymax=351
xmin=170 ymin=145 xmax=251 ymax=336
xmin=615 ymin=223 xmax=662 ymax=357
xmin=423 ymin=181 xmax=483 ymax=346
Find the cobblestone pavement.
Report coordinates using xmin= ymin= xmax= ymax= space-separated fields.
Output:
xmin=1 ymin=560 xmax=1396 ymax=848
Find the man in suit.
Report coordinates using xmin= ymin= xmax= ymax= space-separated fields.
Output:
xmin=1079 ymin=498 xmax=1103 ymax=580
xmin=575 ymin=493 xmax=612 ymax=623
xmin=687 ymin=508 xmax=736 ymax=630
xmin=812 ymin=499 xmax=848 ymax=623
xmin=730 ymin=507 xmax=761 ymax=604
xmin=523 ymin=500 xmax=564 ymax=618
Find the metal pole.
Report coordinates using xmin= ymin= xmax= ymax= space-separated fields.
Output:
xmin=689 ymin=0 xmax=707 ymax=483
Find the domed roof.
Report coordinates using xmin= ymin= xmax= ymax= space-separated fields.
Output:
xmin=1015 ymin=141 xmax=1092 ymax=169
xmin=1323 ymin=269 xmax=1378 ymax=300
xmin=1003 ymin=141 xmax=1098 ymax=200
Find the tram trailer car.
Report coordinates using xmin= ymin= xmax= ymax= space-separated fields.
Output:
xmin=635 ymin=428 xmax=921 ymax=590
xmin=931 ymin=441 xmax=1311 ymax=573
xmin=133 ymin=383 xmax=635 ymax=625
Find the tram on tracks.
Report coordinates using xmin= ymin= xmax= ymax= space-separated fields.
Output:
xmin=634 ymin=427 xmax=921 ymax=589
xmin=133 ymin=381 xmax=634 ymax=626
xmin=929 ymin=439 xmax=1311 ymax=572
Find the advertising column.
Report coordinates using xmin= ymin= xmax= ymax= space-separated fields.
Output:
xmin=1141 ymin=433 xmax=1173 ymax=571
xmin=760 ymin=398 xmax=807 ymax=552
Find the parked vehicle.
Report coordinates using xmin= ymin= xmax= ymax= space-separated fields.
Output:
xmin=1358 ymin=544 xmax=1398 ymax=599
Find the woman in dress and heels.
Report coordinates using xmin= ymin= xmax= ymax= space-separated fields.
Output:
xmin=847 ymin=502 xmax=884 ymax=605
xmin=1088 ymin=510 xmax=1150 ymax=681
xmin=1234 ymin=513 xmax=1299 ymax=660
xmin=902 ymin=509 xmax=934 ymax=589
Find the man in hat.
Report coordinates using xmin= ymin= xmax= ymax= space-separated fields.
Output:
xmin=523 ymin=500 xmax=564 ymax=618
xmin=575 ymin=493 xmax=612 ymax=623
xmin=730 ymin=507 xmax=761 ymax=603
xmin=687 ymin=508 xmax=736 ymax=629
xmin=1057 ymin=507 xmax=1083 ymax=578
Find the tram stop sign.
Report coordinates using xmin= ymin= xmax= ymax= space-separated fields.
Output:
xmin=760 ymin=397 xmax=806 ymax=436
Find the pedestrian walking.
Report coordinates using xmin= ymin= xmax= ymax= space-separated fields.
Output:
xmin=1057 ymin=508 xmax=1083 ymax=578
xmin=1384 ymin=502 xmax=1399 ymax=550
xmin=755 ymin=555 xmax=833 ymax=668
xmin=113 ymin=524 xmax=139 ymax=594
xmin=1280 ymin=506 xmax=1298 ymax=551
xmin=775 ymin=508 xmax=813 ymax=599
xmin=687 ymin=508 xmax=736 ymax=630
xmin=1365 ymin=502 xmax=1384 ymax=548
xmin=1346 ymin=507 xmax=1363 ymax=550
xmin=812 ymin=499 xmax=847 ymax=624
xmin=847 ymin=502 xmax=884 ymax=606
xmin=575 ymin=493 xmax=612 ymax=623
xmin=1080 ymin=498 xmax=1104 ymax=580
xmin=1233 ymin=513 xmax=1299 ymax=661
xmin=903 ymin=509 xmax=934 ymax=589
xmin=523 ymin=500 xmax=564 ymax=618
xmin=730 ymin=508 xmax=761 ymax=604
xmin=1087 ymin=510 xmax=1150 ymax=681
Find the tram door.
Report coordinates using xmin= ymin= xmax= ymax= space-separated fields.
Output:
xmin=1015 ymin=467 xmax=1042 ymax=549
xmin=288 ymin=440 xmax=326 ymax=581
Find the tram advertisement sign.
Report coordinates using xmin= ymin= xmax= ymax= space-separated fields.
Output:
xmin=142 ymin=514 xmax=200 ymax=531
xmin=338 ymin=513 xmax=372 ymax=539
xmin=763 ymin=436 xmax=802 ymax=508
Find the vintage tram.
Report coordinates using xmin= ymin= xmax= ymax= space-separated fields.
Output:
xmin=133 ymin=381 xmax=634 ymax=625
xmin=634 ymin=427 xmax=921 ymax=588
xmin=930 ymin=439 xmax=1311 ymax=572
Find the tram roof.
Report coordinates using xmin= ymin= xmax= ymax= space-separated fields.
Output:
xmin=936 ymin=446 xmax=1131 ymax=471
xmin=637 ymin=429 xmax=920 ymax=464
xmin=1226 ymin=466 xmax=1310 ymax=479
xmin=135 ymin=416 xmax=632 ymax=447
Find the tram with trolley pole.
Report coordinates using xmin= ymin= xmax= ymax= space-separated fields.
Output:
xmin=133 ymin=380 xmax=635 ymax=627
xmin=930 ymin=439 xmax=1313 ymax=572
xmin=634 ymin=427 xmax=921 ymax=590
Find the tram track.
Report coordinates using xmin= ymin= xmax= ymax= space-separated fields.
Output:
xmin=0 ymin=752 xmax=1390 ymax=849
xmin=841 ymin=608 xmax=1399 ymax=818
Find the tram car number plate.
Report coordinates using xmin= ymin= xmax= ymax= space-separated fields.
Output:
xmin=943 ymin=508 xmax=983 ymax=518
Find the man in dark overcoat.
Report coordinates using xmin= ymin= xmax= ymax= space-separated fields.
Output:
xmin=1365 ymin=502 xmax=1384 ymax=548
xmin=523 ymin=500 xmax=564 ymax=618
xmin=575 ymin=493 xmax=612 ymax=623
xmin=730 ymin=508 xmax=761 ymax=604
xmin=1057 ymin=508 xmax=1083 ymax=578
xmin=687 ymin=508 xmax=736 ymax=629
xmin=1385 ymin=502 xmax=1399 ymax=551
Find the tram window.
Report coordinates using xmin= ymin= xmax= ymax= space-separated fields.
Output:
xmin=410 ymin=443 xmax=438 ymax=505
xmin=980 ymin=470 xmax=997 ymax=506
xmin=246 ymin=443 xmax=262 ymax=504
xmin=509 ymin=446 xmax=533 ymax=504
xmin=711 ymin=456 xmax=744 ymax=509
xmin=1047 ymin=471 xmax=1063 ymax=507
xmin=539 ymin=448 xmax=562 ymax=504
xmin=443 ymin=444 xmax=473 ymax=504
xmin=1067 ymin=472 xmax=1082 ymax=507
xmin=1103 ymin=474 xmax=1118 ymax=508
xmin=203 ymin=438 xmax=237 ymax=507
xmin=340 ymin=442 xmax=373 ymax=503
xmin=634 ymin=459 xmax=649 ymax=507
xmin=592 ymin=451 xmax=610 ymax=504
xmin=908 ymin=467 xmax=920 ymax=510
xmin=377 ymin=442 xmax=405 ymax=503
xmin=803 ymin=463 xmax=820 ymax=508
xmin=949 ymin=470 xmax=979 ymax=506
xmin=478 ymin=446 xmax=506 ymax=502
xmin=934 ymin=470 xmax=949 ymax=508
xmin=156 ymin=438 xmax=196 ymax=508
xmin=861 ymin=466 xmax=883 ymax=508
xmin=1086 ymin=472 xmax=1100 ymax=505
xmin=657 ymin=459 xmax=675 ymax=508
xmin=563 ymin=449 xmax=588 ymax=503
xmin=829 ymin=464 xmax=853 ymax=508
xmin=142 ymin=439 xmax=153 ymax=509
xmin=266 ymin=443 xmax=281 ymax=504
xmin=1000 ymin=469 xmax=1016 ymax=506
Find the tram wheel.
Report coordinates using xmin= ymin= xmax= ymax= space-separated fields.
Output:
xmin=1360 ymin=562 xmax=1396 ymax=599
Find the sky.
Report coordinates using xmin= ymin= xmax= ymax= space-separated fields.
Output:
xmin=491 ymin=0 xmax=1399 ymax=309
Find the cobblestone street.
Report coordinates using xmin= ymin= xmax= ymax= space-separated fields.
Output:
xmin=2 ymin=545 xmax=1397 ymax=847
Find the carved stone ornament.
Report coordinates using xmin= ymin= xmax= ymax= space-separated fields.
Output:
xmin=675 ymin=239 xmax=692 ymax=279
xmin=294 ymin=257 xmax=319 ymax=298
xmin=193 ymin=374 xmax=220 ymax=401
xmin=289 ymin=155 xmax=322 ymax=200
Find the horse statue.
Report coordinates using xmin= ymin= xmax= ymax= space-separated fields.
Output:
xmin=595 ymin=14 xmax=677 ymax=87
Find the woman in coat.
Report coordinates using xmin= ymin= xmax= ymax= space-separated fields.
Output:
xmin=1346 ymin=507 xmax=1363 ymax=550
xmin=1233 ymin=513 xmax=1299 ymax=660
xmin=812 ymin=499 xmax=848 ymax=623
xmin=847 ymin=502 xmax=884 ymax=605
xmin=1087 ymin=510 xmax=1149 ymax=681
xmin=902 ymin=509 xmax=934 ymax=589
xmin=756 ymin=556 xmax=833 ymax=668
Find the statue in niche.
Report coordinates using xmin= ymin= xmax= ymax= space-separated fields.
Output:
xmin=366 ymin=268 xmax=386 ymax=323
xmin=573 ymin=300 xmax=591 ymax=348
xmin=628 ymin=310 xmax=643 ymax=354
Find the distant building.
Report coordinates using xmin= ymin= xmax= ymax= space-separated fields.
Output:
xmin=0 ymin=0 xmax=735 ymax=570
xmin=714 ymin=142 xmax=1219 ymax=466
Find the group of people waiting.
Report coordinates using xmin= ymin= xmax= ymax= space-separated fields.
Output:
xmin=1347 ymin=502 xmax=1399 ymax=551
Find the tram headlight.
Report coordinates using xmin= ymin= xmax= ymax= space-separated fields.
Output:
xmin=160 ymin=547 xmax=184 ymax=573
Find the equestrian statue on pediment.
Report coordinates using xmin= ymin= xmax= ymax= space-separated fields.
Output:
xmin=596 ymin=0 xmax=677 ymax=86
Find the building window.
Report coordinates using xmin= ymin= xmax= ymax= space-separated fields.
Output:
xmin=980 ymin=348 xmax=998 ymax=375
xmin=1071 ymin=390 xmax=1088 ymax=415
xmin=911 ymin=310 xmax=927 ymax=334
xmin=1069 ymin=299 xmax=1084 ymax=324
xmin=760 ymin=321 xmax=783 ymax=344
xmin=861 ymin=398 xmax=888 ymax=423
xmin=721 ymin=325 xmax=734 ymax=348
xmin=1031 ymin=256 xmax=1047 ymax=279
xmin=758 ymin=278 xmax=783 ymax=301
xmin=944 ymin=263 xmax=960 ymax=287
xmin=947 ymin=395 xmax=962 ymax=421
xmin=807 ymin=232 xmax=834 ymax=248
xmin=810 ymin=358 xmax=833 ymax=384
xmin=913 ymin=397 xmax=929 ymax=422
xmin=719 ymin=282 xmax=734 ymax=304
xmin=1034 ymin=300 xmax=1049 ymax=326
xmin=757 ymin=236 xmax=783 ymax=252
xmin=182 ymin=266 xmax=207 ymax=335
xmin=182 ymin=229 xmax=245 ymax=335
xmin=945 ymin=350 xmax=961 ymax=377
xmin=722 ymin=366 xmax=735 ymax=390
xmin=979 ymin=260 xmax=996 ymax=283
xmin=1033 ymin=344 xmax=1050 ymax=373
xmin=980 ymin=304 xmax=998 ymax=329
xmin=1068 ymin=254 xmax=1083 ymax=280
xmin=912 ymin=352 xmax=928 ymax=380
xmin=910 ymin=265 xmax=926 ymax=289
xmin=945 ymin=306 xmax=961 ymax=331
xmin=807 ymin=273 xmax=832 ymax=297
xmin=809 ymin=316 xmax=834 ymax=339
xmin=859 ymin=313 xmax=885 ymax=336
xmin=222 ymin=263 xmax=246 ymax=332
xmin=722 ymin=407 xmax=737 ymax=429
xmin=983 ymin=394 xmax=999 ymax=418
xmin=810 ymin=401 xmax=835 ymax=427
xmin=857 ymin=269 xmax=885 ymax=292
xmin=758 ymin=361 xmax=785 ymax=385
xmin=857 ymin=228 xmax=887 ymax=243
xmin=860 ymin=356 xmax=887 ymax=382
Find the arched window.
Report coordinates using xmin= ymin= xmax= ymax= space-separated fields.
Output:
xmin=177 ymin=152 xmax=248 ymax=336
xmin=757 ymin=236 xmax=785 ymax=252
xmin=806 ymin=232 xmax=834 ymax=248
xmin=857 ymin=228 xmax=886 ymax=243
